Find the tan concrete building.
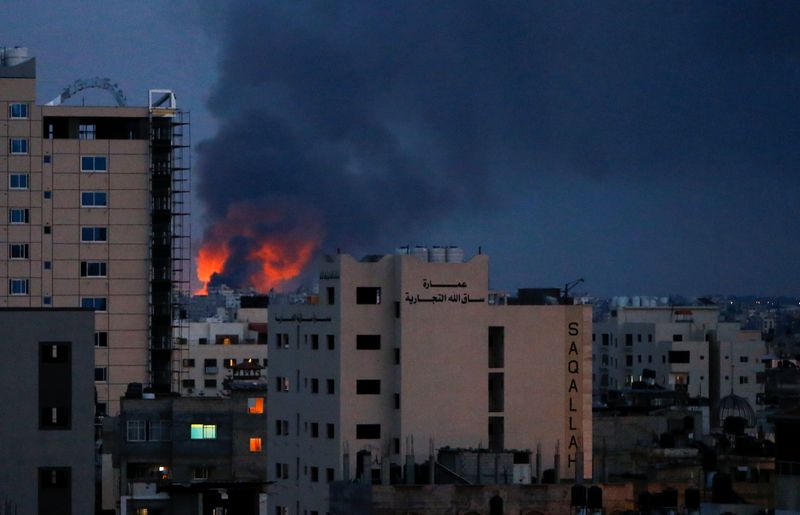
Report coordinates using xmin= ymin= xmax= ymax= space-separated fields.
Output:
xmin=0 ymin=47 xmax=188 ymax=414
xmin=268 ymin=250 xmax=593 ymax=515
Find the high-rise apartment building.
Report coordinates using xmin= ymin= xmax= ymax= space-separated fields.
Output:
xmin=0 ymin=47 xmax=189 ymax=414
xmin=268 ymin=250 xmax=593 ymax=515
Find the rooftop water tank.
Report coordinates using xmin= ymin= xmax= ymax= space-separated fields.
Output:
xmin=446 ymin=246 xmax=464 ymax=263
xmin=429 ymin=246 xmax=446 ymax=263
xmin=412 ymin=246 xmax=428 ymax=262
xmin=394 ymin=246 xmax=410 ymax=255
xmin=2 ymin=46 xmax=29 ymax=66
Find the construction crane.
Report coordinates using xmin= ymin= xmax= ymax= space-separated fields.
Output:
xmin=562 ymin=278 xmax=585 ymax=304
xmin=45 ymin=77 xmax=127 ymax=107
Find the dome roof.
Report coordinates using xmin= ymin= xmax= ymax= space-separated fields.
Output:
xmin=718 ymin=393 xmax=757 ymax=428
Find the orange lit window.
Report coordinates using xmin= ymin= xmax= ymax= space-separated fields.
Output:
xmin=223 ymin=337 xmax=231 ymax=345
xmin=249 ymin=437 xmax=262 ymax=452
xmin=247 ymin=397 xmax=264 ymax=414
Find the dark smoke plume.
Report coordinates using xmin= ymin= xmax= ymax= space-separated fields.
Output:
xmin=194 ymin=1 xmax=800 ymax=292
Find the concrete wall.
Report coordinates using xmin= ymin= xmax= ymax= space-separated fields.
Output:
xmin=0 ymin=309 xmax=95 ymax=515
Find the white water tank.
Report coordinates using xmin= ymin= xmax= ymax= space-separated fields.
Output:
xmin=412 ymin=246 xmax=428 ymax=262
xmin=394 ymin=246 xmax=410 ymax=255
xmin=632 ymin=296 xmax=641 ymax=307
xmin=429 ymin=246 xmax=446 ymax=263
xmin=446 ymin=246 xmax=464 ymax=263
xmin=2 ymin=46 xmax=29 ymax=66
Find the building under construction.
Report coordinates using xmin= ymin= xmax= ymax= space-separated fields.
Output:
xmin=0 ymin=46 xmax=190 ymax=414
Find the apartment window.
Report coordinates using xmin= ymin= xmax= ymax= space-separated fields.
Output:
xmin=672 ymin=334 xmax=683 ymax=342
xmin=81 ymin=227 xmax=108 ymax=242
xmin=9 ymin=208 xmax=29 ymax=223
xmin=356 ymin=424 xmax=381 ymax=439
xmin=327 ymin=423 xmax=335 ymax=439
xmin=81 ymin=155 xmax=108 ymax=172
xmin=9 ymin=103 xmax=28 ymax=118
xmin=356 ymin=379 xmax=381 ymax=395
xmin=95 ymin=367 xmax=108 ymax=382
xmin=9 ymin=138 xmax=27 ymax=154
xmin=310 ymin=422 xmax=319 ymax=438
xmin=310 ymin=466 xmax=319 ymax=482
xmin=275 ymin=463 xmax=289 ymax=480
xmin=275 ymin=419 xmax=289 ymax=436
xmin=668 ymin=351 xmax=691 ymax=364
xmin=127 ymin=420 xmax=147 ymax=442
xmin=44 ymin=190 xmax=51 ymax=199
xmin=249 ymin=437 xmax=263 ymax=452
xmin=648 ymin=334 xmax=653 ymax=342
xmin=79 ymin=124 xmax=96 ymax=140
xmin=740 ymin=356 xmax=749 ymax=363
xmin=740 ymin=376 xmax=749 ymax=384
xmin=81 ymin=297 xmax=107 ymax=311
xmin=311 ymin=334 xmax=319 ymax=349
xmin=327 ymin=378 xmax=335 ymax=394
xmin=43 ymin=296 xmax=52 ymax=305
xmin=182 ymin=358 xmax=195 ymax=368
xmin=190 ymin=424 xmax=217 ymax=439
xmin=43 ymin=261 xmax=51 ymax=270
xmin=204 ymin=379 xmax=217 ymax=388
xmin=394 ymin=393 xmax=400 ymax=409
xmin=9 ymin=173 xmax=28 ymax=189
xmin=9 ymin=278 xmax=28 ymax=295
xmin=94 ymin=332 xmax=108 ymax=348
xmin=81 ymin=191 xmax=107 ymax=207
xmin=327 ymin=334 xmax=335 ymax=350
xmin=395 ymin=348 xmax=400 ymax=365
xmin=356 ymin=334 xmax=381 ymax=350
xmin=327 ymin=468 xmax=335 ymax=482
xmin=625 ymin=334 xmax=633 ymax=346
xmin=193 ymin=467 xmax=209 ymax=480
xmin=80 ymin=261 xmax=107 ymax=277
xmin=182 ymin=379 xmax=196 ymax=388
xmin=9 ymin=243 xmax=29 ymax=259
xmin=248 ymin=397 xmax=264 ymax=414
xmin=204 ymin=358 xmax=217 ymax=374
xmin=327 ymin=286 xmax=335 ymax=305
xmin=223 ymin=358 xmax=236 ymax=368
xmin=198 ymin=337 xmax=208 ymax=345
xmin=276 ymin=376 xmax=290 ymax=392
xmin=43 ymin=155 xmax=51 ymax=164
xmin=311 ymin=378 xmax=319 ymax=393
xmin=275 ymin=333 xmax=289 ymax=349
xmin=356 ymin=287 xmax=381 ymax=304
xmin=43 ymin=225 xmax=51 ymax=235
xmin=626 ymin=355 xmax=633 ymax=367
xmin=488 ymin=326 xmax=504 ymax=368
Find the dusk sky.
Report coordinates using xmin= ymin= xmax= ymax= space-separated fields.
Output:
xmin=8 ymin=1 xmax=800 ymax=296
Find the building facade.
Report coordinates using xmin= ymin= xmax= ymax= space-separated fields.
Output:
xmin=0 ymin=47 xmax=188 ymax=414
xmin=267 ymin=251 xmax=593 ymax=515
xmin=592 ymin=305 xmax=765 ymax=428
xmin=0 ymin=308 xmax=95 ymax=515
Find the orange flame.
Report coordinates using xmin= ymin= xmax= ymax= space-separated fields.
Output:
xmin=195 ymin=242 xmax=230 ymax=294
xmin=194 ymin=202 xmax=322 ymax=294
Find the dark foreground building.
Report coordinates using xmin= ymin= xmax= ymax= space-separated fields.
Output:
xmin=0 ymin=309 xmax=95 ymax=515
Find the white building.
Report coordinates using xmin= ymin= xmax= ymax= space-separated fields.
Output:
xmin=174 ymin=296 xmax=268 ymax=397
xmin=593 ymin=305 xmax=765 ymax=429
xmin=267 ymin=250 xmax=593 ymax=515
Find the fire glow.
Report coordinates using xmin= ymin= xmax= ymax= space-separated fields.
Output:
xmin=194 ymin=203 xmax=322 ymax=294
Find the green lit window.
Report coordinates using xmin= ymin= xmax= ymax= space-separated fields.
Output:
xmin=190 ymin=424 xmax=216 ymax=439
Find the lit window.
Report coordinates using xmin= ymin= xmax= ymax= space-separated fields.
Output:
xmin=249 ymin=437 xmax=262 ymax=452
xmin=247 ymin=397 xmax=264 ymax=414
xmin=9 ymin=173 xmax=28 ymax=189
xmin=9 ymin=103 xmax=28 ymax=119
xmin=81 ymin=227 xmax=108 ymax=242
xmin=190 ymin=423 xmax=217 ymax=439
xmin=80 ymin=155 xmax=107 ymax=172
xmin=80 ymin=191 xmax=107 ymax=207
xmin=95 ymin=367 xmax=108 ymax=382
xmin=79 ymin=124 xmax=96 ymax=140
xmin=9 ymin=138 xmax=28 ymax=154
xmin=9 ymin=243 xmax=29 ymax=259
xmin=9 ymin=278 xmax=29 ymax=295
xmin=80 ymin=261 xmax=107 ymax=277
xmin=9 ymin=208 xmax=29 ymax=224
xmin=81 ymin=297 xmax=108 ymax=311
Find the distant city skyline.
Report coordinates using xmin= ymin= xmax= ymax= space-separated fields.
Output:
xmin=7 ymin=0 xmax=800 ymax=296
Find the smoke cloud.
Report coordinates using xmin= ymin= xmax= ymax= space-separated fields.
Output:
xmin=194 ymin=1 xmax=800 ymax=293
